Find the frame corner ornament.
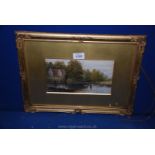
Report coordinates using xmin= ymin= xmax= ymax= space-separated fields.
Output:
xmin=16 ymin=31 xmax=32 ymax=50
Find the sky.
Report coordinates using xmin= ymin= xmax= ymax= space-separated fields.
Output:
xmin=45 ymin=59 xmax=114 ymax=78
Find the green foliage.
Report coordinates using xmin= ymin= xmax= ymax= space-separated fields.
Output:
xmin=66 ymin=60 xmax=83 ymax=82
xmin=53 ymin=61 xmax=66 ymax=69
xmin=46 ymin=62 xmax=53 ymax=70
xmin=47 ymin=60 xmax=110 ymax=83
xmin=83 ymin=69 xmax=91 ymax=82
xmin=90 ymin=69 xmax=104 ymax=82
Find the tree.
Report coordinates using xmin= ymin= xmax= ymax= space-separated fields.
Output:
xmin=90 ymin=69 xmax=104 ymax=82
xmin=46 ymin=62 xmax=53 ymax=70
xmin=53 ymin=61 xmax=66 ymax=69
xmin=102 ymin=74 xmax=109 ymax=81
xmin=66 ymin=60 xmax=83 ymax=83
xmin=46 ymin=62 xmax=53 ymax=79
xmin=83 ymin=69 xmax=91 ymax=82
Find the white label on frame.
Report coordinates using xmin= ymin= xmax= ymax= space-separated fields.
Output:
xmin=73 ymin=53 xmax=85 ymax=60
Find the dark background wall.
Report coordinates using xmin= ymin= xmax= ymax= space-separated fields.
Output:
xmin=0 ymin=25 xmax=155 ymax=128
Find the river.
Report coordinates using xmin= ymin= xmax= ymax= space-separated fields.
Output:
xmin=74 ymin=84 xmax=111 ymax=94
xmin=48 ymin=83 xmax=111 ymax=94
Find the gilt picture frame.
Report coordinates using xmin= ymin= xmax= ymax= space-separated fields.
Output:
xmin=16 ymin=31 xmax=146 ymax=115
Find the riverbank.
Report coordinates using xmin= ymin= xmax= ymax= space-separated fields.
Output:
xmin=47 ymin=82 xmax=111 ymax=94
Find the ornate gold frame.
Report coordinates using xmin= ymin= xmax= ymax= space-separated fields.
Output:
xmin=16 ymin=31 xmax=146 ymax=115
